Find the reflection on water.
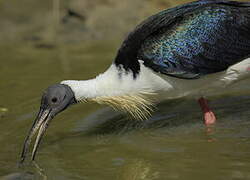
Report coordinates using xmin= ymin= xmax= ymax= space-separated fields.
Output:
xmin=119 ymin=159 xmax=159 ymax=180
xmin=0 ymin=42 xmax=250 ymax=180
xmin=74 ymin=95 xmax=250 ymax=135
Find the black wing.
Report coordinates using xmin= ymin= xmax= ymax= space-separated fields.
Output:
xmin=114 ymin=0 xmax=250 ymax=79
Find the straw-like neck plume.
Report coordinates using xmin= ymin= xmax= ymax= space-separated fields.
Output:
xmin=61 ymin=62 xmax=172 ymax=119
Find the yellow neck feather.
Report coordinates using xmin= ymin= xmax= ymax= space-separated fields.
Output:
xmin=88 ymin=92 xmax=156 ymax=120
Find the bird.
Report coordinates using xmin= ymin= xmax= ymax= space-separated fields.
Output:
xmin=20 ymin=0 xmax=250 ymax=162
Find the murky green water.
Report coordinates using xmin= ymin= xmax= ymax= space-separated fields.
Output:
xmin=0 ymin=41 xmax=250 ymax=180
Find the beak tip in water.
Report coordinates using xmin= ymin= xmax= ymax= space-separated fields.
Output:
xmin=20 ymin=108 xmax=52 ymax=163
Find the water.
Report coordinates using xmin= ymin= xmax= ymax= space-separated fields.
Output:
xmin=0 ymin=40 xmax=250 ymax=180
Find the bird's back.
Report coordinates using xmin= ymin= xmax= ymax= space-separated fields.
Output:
xmin=114 ymin=0 xmax=250 ymax=79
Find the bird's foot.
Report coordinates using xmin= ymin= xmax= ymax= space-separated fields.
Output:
xmin=198 ymin=97 xmax=216 ymax=126
xmin=204 ymin=110 xmax=216 ymax=126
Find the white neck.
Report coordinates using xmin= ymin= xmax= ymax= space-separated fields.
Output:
xmin=61 ymin=61 xmax=172 ymax=101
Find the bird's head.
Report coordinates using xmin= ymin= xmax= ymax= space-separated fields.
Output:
xmin=20 ymin=84 xmax=76 ymax=163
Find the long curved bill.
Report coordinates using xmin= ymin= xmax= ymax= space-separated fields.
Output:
xmin=20 ymin=107 xmax=53 ymax=163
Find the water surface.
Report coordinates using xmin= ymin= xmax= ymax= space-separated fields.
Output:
xmin=0 ymin=41 xmax=250 ymax=180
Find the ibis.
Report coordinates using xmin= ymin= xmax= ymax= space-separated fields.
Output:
xmin=21 ymin=0 xmax=250 ymax=162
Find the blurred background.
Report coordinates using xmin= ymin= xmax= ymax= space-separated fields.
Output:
xmin=0 ymin=0 xmax=191 ymax=43
xmin=1 ymin=0 xmax=250 ymax=180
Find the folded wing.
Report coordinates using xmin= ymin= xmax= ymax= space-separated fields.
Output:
xmin=114 ymin=0 xmax=250 ymax=79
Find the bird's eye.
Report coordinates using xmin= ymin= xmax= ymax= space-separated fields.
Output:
xmin=51 ymin=97 xmax=58 ymax=103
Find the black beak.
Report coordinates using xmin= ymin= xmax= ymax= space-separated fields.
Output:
xmin=20 ymin=107 xmax=53 ymax=163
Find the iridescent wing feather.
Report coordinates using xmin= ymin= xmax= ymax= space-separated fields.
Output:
xmin=114 ymin=0 xmax=250 ymax=79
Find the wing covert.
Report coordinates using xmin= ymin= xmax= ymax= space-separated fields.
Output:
xmin=114 ymin=0 xmax=250 ymax=79
xmin=138 ymin=6 xmax=250 ymax=79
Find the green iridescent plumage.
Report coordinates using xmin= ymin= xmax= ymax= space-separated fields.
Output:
xmin=115 ymin=0 xmax=250 ymax=79
xmin=138 ymin=7 xmax=230 ymax=78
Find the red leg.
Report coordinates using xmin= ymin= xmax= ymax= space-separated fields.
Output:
xmin=198 ymin=97 xmax=216 ymax=126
